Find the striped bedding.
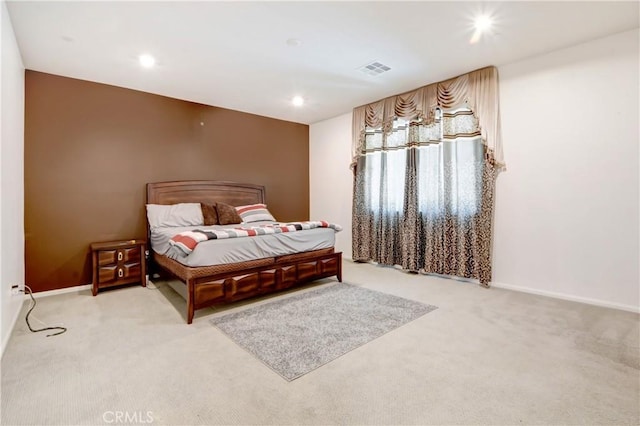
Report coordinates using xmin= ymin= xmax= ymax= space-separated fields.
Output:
xmin=169 ymin=221 xmax=342 ymax=255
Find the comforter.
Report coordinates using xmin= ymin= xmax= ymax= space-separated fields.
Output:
xmin=170 ymin=221 xmax=342 ymax=255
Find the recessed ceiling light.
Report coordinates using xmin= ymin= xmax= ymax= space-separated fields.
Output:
xmin=139 ymin=54 xmax=156 ymax=68
xmin=470 ymin=14 xmax=493 ymax=44
xmin=474 ymin=14 xmax=492 ymax=32
xmin=292 ymin=96 xmax=304 ymax=107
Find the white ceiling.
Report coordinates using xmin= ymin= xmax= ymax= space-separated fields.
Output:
xmin=7 ymin=1 xmax=639 ymax=125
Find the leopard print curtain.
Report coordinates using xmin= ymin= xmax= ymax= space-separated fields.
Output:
xmin=352 ymin=107 xmax=497 ymax=286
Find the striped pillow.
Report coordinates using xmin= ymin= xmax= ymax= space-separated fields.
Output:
xmin=236 ymin=203 xmax=276 ymax=223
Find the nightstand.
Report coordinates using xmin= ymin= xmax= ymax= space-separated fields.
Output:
xmin=91 ymin=239 xmax=147 ymax=296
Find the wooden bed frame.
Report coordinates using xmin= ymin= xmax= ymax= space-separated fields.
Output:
xmin=146 ymin=180 xmax=342 ymax=324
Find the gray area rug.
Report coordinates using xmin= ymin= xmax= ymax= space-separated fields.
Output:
xmin=210 ymin=283 xmax=437 ymax=380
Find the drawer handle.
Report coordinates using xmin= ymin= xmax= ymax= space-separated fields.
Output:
xmin=117 ymin=252 xmax=123 ymax=261
xmin=118 ymin=269 xmax=124 ymax=278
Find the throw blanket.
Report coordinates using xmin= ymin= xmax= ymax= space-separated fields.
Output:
xmin=170 ymin=221 xmax=342 ymax=255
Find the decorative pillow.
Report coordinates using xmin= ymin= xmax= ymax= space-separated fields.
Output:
xmin=201 ymin=203 xmax=218 ymax=226
xmin=216 ymin=202 xmax=243 ymax=225
xmin=236 ymin=203 xmax=276 ymax=223
xmin=146 ymin=203 xmax=204 ymax=229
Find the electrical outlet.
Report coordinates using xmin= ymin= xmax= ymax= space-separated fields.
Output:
xmin=11 ymin=284 xmax=20 ymax=295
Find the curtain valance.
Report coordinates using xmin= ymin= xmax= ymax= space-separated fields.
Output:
xmin=352 ymin=66 xmax=503 ymax=168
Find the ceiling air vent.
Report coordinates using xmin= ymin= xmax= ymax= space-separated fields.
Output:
xmin=358 ymin=61 xmax=391 ymax=76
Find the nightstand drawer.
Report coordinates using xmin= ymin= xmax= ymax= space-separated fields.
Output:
xmin=98 ymin=247 xmax=141 ymax=266
xmin=98 ymin=265 xmax=118 ymax=283
xmin=98 ymin=250 xmax=117 ymax=266
xmin=121 ymin=247 xmax=141 ymax=263
xmin=97 ymin=262 xmax=141 ymax=283
xmin=122 ymin=262 xmax=141 ymax=279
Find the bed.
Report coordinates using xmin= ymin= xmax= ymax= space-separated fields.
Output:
xmin=146 ymin=180 xmax=342 ymax=323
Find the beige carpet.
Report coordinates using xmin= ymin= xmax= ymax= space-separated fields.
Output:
xmin=1 ymin=260 xmax=639 ymax=425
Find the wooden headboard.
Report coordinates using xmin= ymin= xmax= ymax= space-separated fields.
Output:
xmin=146 ymin=180 xmax=265 ymax=207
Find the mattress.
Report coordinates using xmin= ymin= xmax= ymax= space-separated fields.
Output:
xmin=150 ymin=221 xmax=336 ymax=267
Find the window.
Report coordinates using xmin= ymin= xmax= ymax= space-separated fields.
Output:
xmin=362 ymin=106 xmax=482 ymax=217
xmin=363 ymin=119 xmax=410 ymax=214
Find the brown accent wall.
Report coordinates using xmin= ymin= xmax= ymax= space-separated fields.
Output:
xmin=25 ymin=71 xmax=309 ymax=292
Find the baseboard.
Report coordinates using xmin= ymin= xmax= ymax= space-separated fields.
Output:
xmin=491 ymin=281 xmax=640 ymax=314
xmin=1 ymin=296 xmax=25 ymax=359
xmin=27 ymin=284 xmax=92 ymax=299
xmin=27 ymin=281 xmax=164 ymax=298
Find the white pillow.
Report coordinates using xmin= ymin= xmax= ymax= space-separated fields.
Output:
xmin=146 ymin=203 xmax=204 ymax=229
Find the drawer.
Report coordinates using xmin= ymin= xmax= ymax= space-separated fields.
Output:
xmin=98 ymin=265 xmax=118 ymax=283
xmin=297 ymin=261 xmax=319 ymax=281
xmin=279 ymin=265 xmax=297 ymax=289
xmin=227 ymin=273 xmax=260 ymax=298
xmin=121 ymin=247 xmax=141 ymax=263
xmin=98 ymin=250 xmax=117 ymax=266
xmin=98 ymin=262 xmax=141 ymax=283
xmin=194 ymin=279 xmax=225 ymax=303
xmin=320 ymin=257 xmax=339 ymax=275
xmin=121 ymin=262 xmax=141 ymax=279
xmin=259 ymin=269 xmax=277 ymax=290
xmin=97 ymin=247 xmax=140 ymax=266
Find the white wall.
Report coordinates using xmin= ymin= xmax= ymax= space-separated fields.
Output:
xmin=493 ymin=28 xmax=639 ymax=311
xmin=1 ymin=0 xmax=25 ymax=355
xmin=309 ymin=28 xmax=639 ymax=311
xmin=309 ymin=112 xmax=353 ymax=259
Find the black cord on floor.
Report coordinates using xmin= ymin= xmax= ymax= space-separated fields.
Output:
xmin=23 ymin=285 xmax=67 ymax=337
